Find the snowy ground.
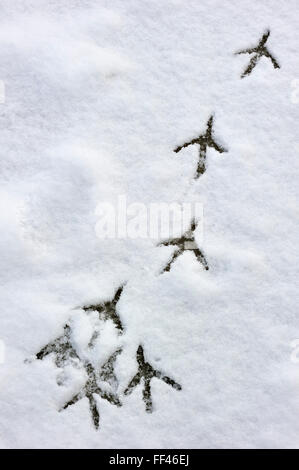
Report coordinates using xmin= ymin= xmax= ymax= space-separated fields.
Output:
xmin=0 ymin=0 xmax=299 ymax=449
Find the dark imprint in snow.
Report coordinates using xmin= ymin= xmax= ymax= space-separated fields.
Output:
xmin=36 ymin=324 xmax=80 ymax=367
xmin=124 ymin=345 xmax=181 ymax=413
xmin=82 ymin=285 xmax=125 ymax=335
xmin=235 ymin=30 xmax=280 ymax=78
xmin=174 ymin=115 xmax=227 ymax=179
xmin=99 ymin=348 xmax=122 ymax=390
xmin=61 ymin=353 xmax=122 ymax=430
xmin=158 ymin=218 xmax=209 ymax=273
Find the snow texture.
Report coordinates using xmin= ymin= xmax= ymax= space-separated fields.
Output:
xmin=0 ymin=0 xmax=299 ymax=448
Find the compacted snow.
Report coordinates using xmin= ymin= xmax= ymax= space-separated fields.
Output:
xmin=0 ymin=0 xmax=299 ymax=448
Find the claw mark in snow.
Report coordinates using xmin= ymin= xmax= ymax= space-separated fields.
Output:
xmin=235 ymin=30 xmax=280 ymax=78
xmin=36 ymin=325 xmax=80 ymax=367
xmin=174 ymin=115 xmax=227 ymax=179
xmin=158 ymin=218 xmax=209 ymax=273
xmin=82 ymin=285 xmax=125 ymax=335
xmin=99 ymin=348 xmax=122 ymax=390
xmin=61 ymin=359 xmax=122 ymax=429
xmin=124 ymin=345 xmax=181 ymax=413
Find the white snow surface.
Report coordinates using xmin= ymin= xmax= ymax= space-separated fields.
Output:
xmin=0 ymin=0 xmax=299 ymax=448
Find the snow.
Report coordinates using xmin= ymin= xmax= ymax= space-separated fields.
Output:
xmin=0 ymin=0 xmax=299 ymax=448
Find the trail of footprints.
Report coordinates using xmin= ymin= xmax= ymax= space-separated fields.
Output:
xmin=35 ymin=286 xmax=182 ymax=429
xmin=32 ymin=30 xmax=280 ymax=430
